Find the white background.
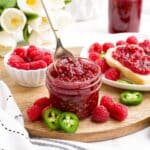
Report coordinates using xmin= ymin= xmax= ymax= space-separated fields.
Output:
xmin=63 ymin=0 xmax=150 ymax=47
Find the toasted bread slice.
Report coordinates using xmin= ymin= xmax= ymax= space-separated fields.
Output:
xmin=105 ymin=47 xmax=150 ymax=85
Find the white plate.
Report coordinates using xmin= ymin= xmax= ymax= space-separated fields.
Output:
xmin=102 ymin=76 xmax=150 ymax=91
xmin=80 ymin=33 xmax=150 ymax=91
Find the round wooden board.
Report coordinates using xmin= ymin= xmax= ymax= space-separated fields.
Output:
xmin=0 ymin=47 xmax=150 ymax=142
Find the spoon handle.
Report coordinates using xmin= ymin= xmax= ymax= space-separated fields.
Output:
xmin=41 ymin=0 xmax=59 ymax=41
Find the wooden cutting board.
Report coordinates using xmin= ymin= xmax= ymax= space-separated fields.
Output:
xmin=0 ymin=47 xmax=150 ymax=142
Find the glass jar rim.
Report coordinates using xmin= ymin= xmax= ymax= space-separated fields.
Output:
xmin=46 ymin=73 xmax=101 ymax=90
xmin=46 ymin=57 xmax=101 ymax=90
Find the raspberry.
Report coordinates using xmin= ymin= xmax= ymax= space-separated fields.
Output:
xmin=139 ymin=39 xmax=150 ymax=54
xmin=89 ymin=42 xmax=102 ymax=53
xmin=116 ymin=40 xmax=126 ymax=46
xmin=33 ymin=50 xmax=44 ymax=61
xmin=142 ymin=39 xmax=150 ymax=46
xmin=100 ymin=96 xmax=114 ymax=112
xmin=13 ymin=47 xmax=26 ymax=58
xmin=126 ymin=36 xmax=138 ymax=44
xmin=8 ymin=55 xmax=25 ymax=67
xmin=8 ymin=45 xmax=53 ymax=70
xmin=44 ymin=52 xmax=50 ymax=55
xmin=95 ymin=58 xmax=110 ymax=73
xmin=27 ymin=105 xmax=41 ymax=121
xmin=102 ymin=42 xmax=114 ymax=52
xmin=27 ymin=45 xmax=38 ymax=60
xmin=33 ymin=97 xmax=51 ymax=110
xmin=89 ymin=52 xmax=100 ymax=61
xmin=30 ymin=60 xmax=47 ymax=69
xmin=17 ymin=62 xmax=30 ymax=70
xmin=42 ymin=54 xmax=53 ymax=65
xmin=41 ymin=106 xmax=52 ymax=117
xmin=109 ymin=103 xmax=128 ymax=121
xmin=105 ymin=68 xmax=120 ymax=81
xmin=91 ymin=105 xmax=109 ymax=123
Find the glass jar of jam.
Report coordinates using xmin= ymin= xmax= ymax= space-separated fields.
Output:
xmin=108 ymin=0 xmax=142 ymax=33
xmin=46 ymin=57 xmax=102 ymax=119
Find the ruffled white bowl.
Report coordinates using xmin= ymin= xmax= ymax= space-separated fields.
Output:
xmin=4 ymin=49 xmax=53 ymax=87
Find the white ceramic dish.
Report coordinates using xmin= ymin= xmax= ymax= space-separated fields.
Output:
xmin=4 ymin=46 xmax=54 ymax=87
xmin=80 ymin=33 xmax=150 ymax=91
xmin=102 ymin=76 xmax=150 ymax=91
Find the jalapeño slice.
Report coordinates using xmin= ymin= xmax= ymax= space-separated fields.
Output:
xmin=59 ymin=112 xmax=79 ymax=133
xmin=120 ymin=91 xmax=143 ymax=106
xmin=43 ymin=108 xmax=61 ymax=130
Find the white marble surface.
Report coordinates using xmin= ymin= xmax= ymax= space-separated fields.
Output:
xmin=60 ymin=1 xmax=150 ymax=149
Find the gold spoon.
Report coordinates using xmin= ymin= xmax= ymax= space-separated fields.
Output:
xmin=41 ymin=0 xmax=74 ymax=60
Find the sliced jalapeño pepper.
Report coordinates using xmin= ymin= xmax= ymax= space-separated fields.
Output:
xmin=43 ymin=108 xmax=61 ymax=130
xmin=117 ymin=79 xmax=132 ymax=84
xmin=120 ymin=91 xmax=143 ymax=106
xmin=59 ymin=112 xmax=79 ymax=133
xmin=100 ymin=52 xmax=106 ymax=58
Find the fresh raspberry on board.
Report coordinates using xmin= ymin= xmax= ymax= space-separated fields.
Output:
xmin=41 ymin=106 xmax=52 ymax=117
xmin=126 ymin=36 xmax=138 ymax=44
xmin=105 ymin=67 xmax=120 ymax=81
xmin=100 ymin=96 xmax=114 ymax=112
xmin=33 ymin=97 xmax=51 ymax=110
xmin=95 ymin=58 xmax=110 ymax=73
xmin=89 ymin=42 xmax=102 ymax=53
xmin=109 ymin=103 xmax=128 ymax=121
xmin=102 ymin=42 xmax=114 ymax=52
xmin=27 ymin=105 xmax=41 ymax=121
xmin=92 ymin=105 xmax=109 ymax=123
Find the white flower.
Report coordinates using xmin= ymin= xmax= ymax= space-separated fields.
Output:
xmin=45 ymin=0 xmax=65 ymax=9
xmin=17 ymin=0 xmax=65 ymax=16
xmin=29 ymin=30 xmax=56 ymax=48
xmin=17 ymin=0 xmax=44 ymax=15
xmin=0 ymin=31 xmax=17 ymax=56
xmin=0 ymin=8 xmax=27 ymax=33
xmin=49 ymin=9 xmax=73 ymax=30
xmin=28 ymin=16 xmax=50 ymax=32
xmin=29 ymin=9 xmax=73 ymax=32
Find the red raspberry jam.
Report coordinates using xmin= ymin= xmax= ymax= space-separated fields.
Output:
xmin=46 ymin=57 xmax=102 ymax=119
xmin=108 ymin=0 xmax=142 ymax=33
xmin=112 ymin=45 xmax=150 ymax=75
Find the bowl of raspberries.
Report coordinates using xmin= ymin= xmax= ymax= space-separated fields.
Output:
xmin=4 ymin=45 xmax=53 ymax=87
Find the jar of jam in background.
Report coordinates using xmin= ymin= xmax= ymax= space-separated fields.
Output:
xmin=46 ymin=57 xmax=102 ymax=119
xmin=108 ymin=0 xmax=143 ymax=33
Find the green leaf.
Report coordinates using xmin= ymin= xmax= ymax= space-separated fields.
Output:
xmin=0 ymin=26 xmax=3 ymax=31
xmin=100 ymin=52 xmax=106 ymax=58
xmin=25 ymin=12 xmax=39 ymax=22
xmin=0 ymin=0 xmax=5 ymax=8
xmin=0 ymin=8 xmax=3 ymax=15
xmin=23 ymin=24 xmax=30 ymax=42
xmin=64 ymin=0 xmax=72 ymax=5
xmin=0 ymin=0 xmax=17 ymax=8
